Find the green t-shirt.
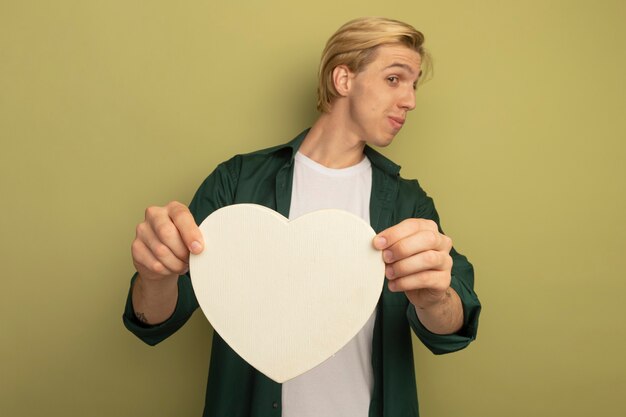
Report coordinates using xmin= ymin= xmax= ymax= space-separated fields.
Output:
xmin=123 ymin=129 xmax=481 ymax=417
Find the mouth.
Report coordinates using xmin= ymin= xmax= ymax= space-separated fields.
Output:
xmin=388 ymin=116 xmax=405 ymax=130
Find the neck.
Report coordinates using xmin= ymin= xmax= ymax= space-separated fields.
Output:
xmin=300 ymin=112 xmax=366 ymax=169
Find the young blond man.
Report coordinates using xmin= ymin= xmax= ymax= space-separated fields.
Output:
xmin=124 ymin=17 xmax=481 ymax=417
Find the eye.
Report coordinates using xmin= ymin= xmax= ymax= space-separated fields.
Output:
xmin=386 ymin=76 xmax=399 ymax=85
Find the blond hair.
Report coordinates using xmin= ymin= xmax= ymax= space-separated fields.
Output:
xmin=317 ymin=17 xmax=430 ymax=113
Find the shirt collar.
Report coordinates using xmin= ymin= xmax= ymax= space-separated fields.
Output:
xmin=273 ymin=128 xmax=401 ymax=176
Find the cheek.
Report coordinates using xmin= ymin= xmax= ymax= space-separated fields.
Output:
xmin=363 ymin=95 xmax=381 ymax=115
xmin=353 ymin=84 xmax=379 ymax=112
xmin=349 ymin=86 xmax=383 ymax=125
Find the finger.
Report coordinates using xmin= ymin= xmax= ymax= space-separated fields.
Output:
xmin=166 ymin=201 xmax=204 ymax=254
xmin=373 ymin=218 xmax=439 ymax=250
xmin=383 ymin=230 xmax=452 ymax=263
xmin=387 ymin=270 xmax=451 ymax=293
xmin=137 ymin=221 xmax=190 ymax=273
xmin=131 ymin=238 xmax=175 ymax=277
xmin=144 ymin=206 xmax=190 ymax=260
xmin=385 ymin=250 xmax=452 ymax=280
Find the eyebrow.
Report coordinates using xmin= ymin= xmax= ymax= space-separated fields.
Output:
xmin=383 ymin=63 xmax=417 ymax=74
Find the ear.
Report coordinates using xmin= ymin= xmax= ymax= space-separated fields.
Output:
xmin=332 ymin=65 xmax=353 ymax=97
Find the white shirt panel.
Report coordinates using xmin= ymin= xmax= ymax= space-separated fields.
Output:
xmin=282 ymin=151 xmax=376 ymax=417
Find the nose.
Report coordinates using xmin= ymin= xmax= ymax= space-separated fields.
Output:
xmin=399 ymin=87 xmax=416 ymax=111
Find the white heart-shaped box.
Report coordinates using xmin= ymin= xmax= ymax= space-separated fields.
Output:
xmin=189 ymin=204 xmax=384 ymax=383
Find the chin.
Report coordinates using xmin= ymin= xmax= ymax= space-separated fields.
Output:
xmin=369 ymin=134 xmax=396 ymax=148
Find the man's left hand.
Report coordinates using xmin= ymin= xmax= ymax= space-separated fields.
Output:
xmin=373 ymin=218 xmax=453 ymax=309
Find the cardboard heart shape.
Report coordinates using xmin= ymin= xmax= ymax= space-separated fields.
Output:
xmin=189 ymin=204 xmax=384 ymax=383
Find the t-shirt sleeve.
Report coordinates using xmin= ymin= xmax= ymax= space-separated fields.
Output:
xmin=404 ymin=180 xmax=482 ymax=354
xmin=122 ymin=156 xmax=241 ymax=345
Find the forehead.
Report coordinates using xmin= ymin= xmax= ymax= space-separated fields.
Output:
xmin=366 ymin=44 xmax=422 ymax=74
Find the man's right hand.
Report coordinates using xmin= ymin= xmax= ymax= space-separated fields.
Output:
xmin=131 ymin=201 xmax=204 ymax=282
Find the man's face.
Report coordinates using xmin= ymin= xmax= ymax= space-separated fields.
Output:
xmin=345 ymin=44 xmax=422 ymax=147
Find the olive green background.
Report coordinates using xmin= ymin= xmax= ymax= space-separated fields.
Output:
xmin=1 ymin=1 xmax=625 ymax=416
